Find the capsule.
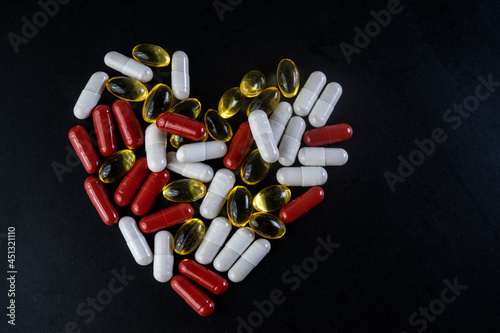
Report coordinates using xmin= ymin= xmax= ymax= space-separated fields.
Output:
xmin=166 ymin=152 xmax=214 ymax=183
xmin=104 ymin=51 xmax=153 ymax=83
xmin=293 ymin=71 xmax=327 ymax=116
xmin=74 ymin=72 xmax=109 ymax=119
xmin=170 ymin=275 xmax=214 ymax=317
xmin=169 ymin=98 xmax=202 ymax=119
xmin=179 ymin=259 xmax=228 ymax=294
xmin=154 ymin=230 xmax=174 ymax=283
xmin=240 ymin=70 xmax=266 ymax=98
xmin=199 ymin=169 xmax=236 ymax=219
xmin=92 ymin=105 xmax=117 ymax=157
xmin=142 ymin=84 xmax=174 ymax=123
xmin=213 ymin=227 xmax=255 ymax=272
xmin=269 ymin=101 xmax=293 ymax=145
xmin=276 ymin=167 xmax=328 ymax=187
xmin=204 ymin=109 xmax=233 ymax=142
xmin=114 ymin=157 xmax=150 ymax=207
xmin=223 ymin=121 xmax=254 ymax=170
xmin=68 ymin=125 xmax=100 ymax=174
xmin=218 ymin=87 xmax=246 ymax=118
xmin=131 ymin=170 xmax=170 ymax=216
xmin=156 ymin=112 xmax=205 ymax=141
xmin=132 ymin=44 xmax=170 ymax=67
xmin=303 ymin=123 xmax=353 ymax=147
xmin=139 ymin=203 xmax=195 ymax=233
xmin=240 ymin=149 xmax=272 ymax=185
xmin=249 ymin=212 xmax=286 ymax=239
xmin=118 ymin=216 xmax=153 ymax=266
xmin=84 ymin=175 xmax=119 ymax=226
xmin=176 ymin=141 xmax=227 ymax=163
xmin=195 ymin=217 xmax=232 ymax=265
xmin=277 ymin=58 xmax=300 ymax=98
xmin=248 ymin=110 xmax=279 ymax=163
xmin=247 ymin=87 xmax=280 ymax=116
xmin=174 ymin=218 xmax=205 ymax=255
xmin=171 ymin=51 xmax=190 ymax=100
xmin=308 ymin=82 xmax=343 ymax=128
xmin=106 ymin=77 xmax=148 ymax=102
xmin=99 ymin=149 xmax=136 ymax=183
xmin=228 ymin=239 xmax=271 ymax=283
xmin=278 ymin=116 xmax=306 ymax=166
xmin=298 ymin=147 xmax=348 ymax=166
xmin=253 ymin=185 xmax=291 ymax=212
xmin=145 ymin=124 xmax=167 ymax=172
xmin=279 ymin=186 xmax=324 ymax=223
xmin=162 ymin=179 xmax=206 ymax=202
xmin=170 ymin=132 xmax=208 ymax=149
xmin=227 ymin=186 xmax=253 ymax=227
xmin=112 ymin=100 xmax=145 ymax=149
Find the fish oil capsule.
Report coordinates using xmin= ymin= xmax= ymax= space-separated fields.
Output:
xmin=132 ymin=44 xmax=170 ymax=67
xmin=278 ymin=116 xmax=306 ymax=166
xmin=74 ymin=72 xmax=109 ymax=119
xmin=170 ymin=132 xmax=208 ymax=149
xmin=240 ymin=149 xmax=272 ymax=185
xmin=213 ymin=227 xmax=255 ymax=272
xmin=204 ymin=109 xmax=233 ymax=142
xmin=279 ymin=186 xmax=324 ymax=223
xmin=112 ymin=100 xmax=145 ymax=149
xmin=162 ymin=179 xmax=206 ymax=202
xmin=218 ymin=87 xmax=246 ymax=118
xmin=228 ymin=239 xmax=271 ymax=283
xmin=179 ymin=259 xmax=229 ymax=294
xmin=176 ymin=141 xmax=227 ymax=163
xmin=253 ymin=185 xmax=291 ymax=212
xmin=104 ymin=51 xmax=153 ymax=83
xmin=269 ymin=102 xmax=293 ymax=145
xmin=171 ymin=51 xmax=190 ymax=100
xmin=131 ymin=170 xmax=170 ymax=216
xmin=169 ymin=98 xmax=202 ymax=119
xmin=174 ymin=218 xmax=205 ymax=255
xmin=308 ymin=82 xmax=343 ymax=128
xmin=114 ymin=157 xmax=150 ymax=207
xmin=293 ymin=71 xmax=327 ymax=116
xmin=195 ymin=217 xmax=231 ymax=265
xmin=166 ymin=152 xmax=214 ymax=183
xmin=99 ymin=149 xmax=136 ymax=183
xmin=142 ymin=84 xmax=174 ymax=123
xmin=156 ymin=112 xmax=206 ymax=141
xmin=298 ymin=147 xmax=348 ymax=166
xmin=303 ymin=123 xmax=353 ymax=147
xmin=118 ymin=216 xmax=153 ymax=266
xmin=248 ymin=110 xmax=279 ymax=163
xmin=145 ymin=124 xmax=167 ymax=172
xmin=249 ymin=212 xmax=286 ymax=239
xmin=139 ymin=203 xmax=194 ymax=233
xmin=154 ymin=231 xmax=174 ymax=283
xmin=93 ymin=105 xmax=117 ymax=157
xmin=247 ymin=87 xmax=281 ymax=116
xmin=240 ymin=70 xmax=266 ymax=98
xmin=171 ymin=275 xmax=215 ymax=317
xmin=227 ymin=186 xmax=253 ymax=227
xmin=199 ymin=168 xmax=236 ymax=219
xmin=277 ymin=58 xmax=300 ymax=98
xmin=276 ymin=167 xmax=328 ymax=187
xmin=223 ymin=121 xmax=254 ymax=170
xmin=68 ymin=125 xmax=101 ymax=174
xmin=84 ymin=175 xmax=119 ymax=226
xmin=106 ymin=77 xmax=148 ymax=102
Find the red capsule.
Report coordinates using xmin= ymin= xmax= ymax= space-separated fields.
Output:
xmin=92 ymin=104 xmax=117 ymax=157
xmin=84 ymin=175 xmax=119 ymax=226
xmin=223 ymin=121 xmax=254 ymax=170
xmin=171 ymin=275 xmax=215 ymax=317
xmin=179 ymin=259 xmax=228 ymax=295
xmin=114 ymin=157 xmax=150 ymax=207
xmin=156 ymin=112 xmax=205 ymax=141
xmin=279 ymin=186 xmax=324 ymax=224
xmin=131 ymin=170 xmax=170 ymax=216
xmin=139 ymin=203 xmax=195 ymax=233
xmin=303 ymin=123 xmax=353 ymax=147
xmin=68 ymin=125 xmax=101 ymax=174
xmin=112 ymin=100 xmax=144 ymax=149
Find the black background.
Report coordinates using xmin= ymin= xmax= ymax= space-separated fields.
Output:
xmin=1 ymin=0 xmax=499 ymax=332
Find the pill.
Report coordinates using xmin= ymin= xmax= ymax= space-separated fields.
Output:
xmin=223 ymin=121 xmax=254 ymax=170
xmin=303 ymin=123 xmax=353 ymax=147
xmin=68 ymin=125 xmax=100 ymax=174
xmin=154 ymin=230 xmax=174 ymax=283
xmin=84 ymin=175 xmax=119 ymax=226
xmin=145 ymin=124 xmax=167 ymax=172
xmin=118 ymin=216 xmax=153 ymax=266
xmin=204 ymin=109 xmax=233 ymax=142
xmin=106 ymin=77 xmax=148 ymax=102
xmin=74 ymin=71 xmax=109 ymax=120
xmin=171 ymin=51 xmax=190 ymax=100
xmin=308 ymin=82 xmax=342 ymax=128
xmin=276 ymin=167 xmax=328 ymax=187
xmin=269 ymin=101 xmax=293 ymax=145
xmin=170 ymin=275 xmax=214 ymax=317
xmin=92 ymin=105 xmax=117 ymax=157
xmin=240 ymin=70 xmax=266 ymax=98
xmin=112 ymin=100 xmax=145 ymax=149
xmin=114 ymin=157 xmax=150 ymax=207
xmin=174 ymin=218 xmax=205 ymax=255
xmin=131 ymin=170 xmax=170 ymax=216
xmin=293 ymin=71 xmax=327 ymax=116
xmin=277 ymin=58 xmax=300 ymax=98
xmin=199 ymin=168 xmax=236 ymax=219
xmin=142 ymin=83 xmax=174 ymax=123
xmin=213 ymin=227 xmax=255 ymax=272
xmin=99 ymin=149 xmax=136 ymax=183
xmin=248 ymin=110 xmax=279 ymax=163
xmin=104 ymin=51 xmax=153 ymax=82
xmin=156 ymin=112 xmax=205 ymax=141
xmin=218 ymin=87 xmax=246 ymax=118
xmin=139 ymin=203 xmax=194 ymax=233
xmin=228 ymin=239 xmax=271 ymax=283
xmin=240 ymin=149 xmax=272 ymax=185
xmin=249 ymin=212 xmax=286 ymax=239
xmin=132 ymin=44 xmax=170 ymax=67
xmin=176 ymin=141 xmax=227 ymax=163
xmin=169 ymin=98 xmax=202 ymax=119
xmin=179 ymin=259 xmax=229 ymax=295
xmin=170 ymin=131 xmax=208 ymax=149
xmin=298 ymin=147 xmax=348 ymax=166
xmin=162 ymin=179 xmax=206 ymax=202
xmin=195 ymin=217 xmax=232 ymax=265
xmin=279 ymin=186 xmax=324 ymax=223
xmin=247 ymin=87 xmax=280 ymax=116
xmin=278 ymin=116 xmax=306 ymax=166
xmin=166 ymin=152 xmax=214 ymax=183
xmin=227 ymin=186 xmax=253 ymax=227
xmin=253 ymin=185 xmax=291 ymax=212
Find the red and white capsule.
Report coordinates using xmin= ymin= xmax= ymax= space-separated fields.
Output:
xmin=303 ymin=123 xmax=353 ymax=147
xmin=308 ymin=82 xmax=343 ymax=128
xmin=298 ymin=147 xmax=348 ymax=166
xmin=118 ymin=216 xmax=153 ymax=266
xmin=92 ymin=104 xmax=117 ymax=157
xmin=131 ymin=170 xmax=170 ymax=216
xmin=228 ymin=239 xmax=271 ymax=283
xmin=223 ymin=121 xmax=254 ymax=170
xmin=139 ymin=203 xmax=195 ymax=233
xmin=145 ymin=123 xmax=167 ymax=172
xmin=69 ymin=126 xmax=101 ymax=174
xmin=112 ymin=100 xmax=144 ymax=149
xmin=154 ymin=230 xmax=174 ymax=282
xmin=84 ymin=175 xmax=118 ymax=226
xmin=114 ymin=157 xmax=150 ymax=207
xmin=171 ymin=275 xmax=215 ymax=317
xmin=156 ymin=112 xmax=205 ymax=141
xmin=179 ymin=259 xmax=229 ymax=295
xmin=279 ymin=186 xmax=324 ymax=223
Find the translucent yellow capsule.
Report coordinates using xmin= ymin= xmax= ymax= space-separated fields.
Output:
xmin=218 ymin=87 xmax=246 ymax=118
xmin=227 ymin=186 xmax=253 ymax=227
xmin=277 ymin=59 xmax=300 ymax=98
xmin=106 ymin=77 xmax=148 ymax=102
xmin=253 ymin=185 xmax=291 ymax=212
xmin=174 ymin=218 xmax=206 ymax=255
xmin=163 ymin=179 xmax=206 ymax=202
xmin=204 ymin=109 xmax=233 ymax=142
xmin=240 ymin=149 xmax=272 ymax=185
xmin=142 ymin=84 xmax=174 ymax=123
xmin=169 ymin=131 xmax=208 ymax=149
xmin=169 ymin=98 xmax=202 ymax=119
xmin=249 ymin=212 xmax=286 ymax=239
xmin=98 ymin=149 xmax=136 ymax=183
xmin=246 ymin=87 xmax=281 ymax=116
xmin=240 ymin=70 xmax=266 ymax=98
xmin=132 ymin=44 xmax=170 ymax=67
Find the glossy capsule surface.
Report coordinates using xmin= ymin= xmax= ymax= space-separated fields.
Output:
xmin=84 ymin=175 xmax=119 ymax=226
xmin=249 ymin=212 xmax=286 ymax=239
xmin=228 ymin=239 xmax=271 ymax=283
xmin=114 ymin=157 xmax=150 ymax=207
xmin=269 ymin=102 xmax=293 ymax=145
xmin=106 ymin=77 xmax=148 ymax=102
xmin=171 ymin=50 xmax=190 ymax=100
xmin=99 ymin=149 xmax=136 ymax=183
xmin=276 ymin=167 xmax=328 ymax=187
xmin=227 ymin=186 xmax=253 ymax=227
xmin=145 ymin=124 xmax=167 ymax=172
xmin=248 ymin=110 xmax=279 ymax=163
xmin=68 ymin=125 xmax=100 ymax=174
xmin=166 ymin=152 xmax=214 ymax=183
xmin=176 ymin=141 xmax=227 ymax=163
xmin=240 ymin=70 xmax=266 ymax=98
xmin=139 ymin=203 xmax=194 ymax=233
xmin=154 ymin=230 xmax=174 ymax=283
xmin=278 ymin=116 xmax=306 ymax=166
xmin=308 ymin=82 xmax=343 ymax=128
xmin=112 ymin=100 xmax=145 ymax=149
xmin=93 ymin=105 xmax=117 ymax=157
xmin=170 ymin=132 xmax=207 ymax=149
xmin=131 ymin=170 xmax=170 ymax=216
xmin=247 ymin=87 xmax=280 ymax=116
xmin=179 ymin=259 xmax=229 ymax=295
xmin=169 ymin=98 xmax=202 ymax=119
xmin=218 ymin=87 xmax=246 ymax=118
xmin=293 ymin=71 xmax=327 ymax=116
xmin=195 ymin=217 xmax=232 ymax=265
xmin=253 ymin=185 xmax=291 ymax=212
xmin=199 ymin=169 xmax=236 ymax=219
xmin=277 ymin=58 xmax=300 ymax=98
xmin=162 ymin=179 xmax=206 ymax=202
xmin=240 ymin=149 xmax=272 ymax=185
xmin=298 ymin=147 xmax=348 ymax=166
xmin=204 ymin=109 xmax=233 ymax=142
xmin=171 ymin=275 xmax=214 ymax=317
xmin=174 ymin=218 xmax=205 ymax=255
xmin=223 ymin=121 xmax=254 ymax=170
xmin=132 ymin=44 xmax=170 ymax=67
xmin=279 ymin=186 xmax=324 ymax=223
xmin=303 ymin=123 xmax=353 ymax=147
xmin=143 ymin=84 xmax=173 ymax=123
xmin=104 ymin=51 xmax=153 ymax=83
xmin=118 ymin=216 xmax=153 ymax=266
xmin=156 ymin=112 xmax=206 ymax=141
xmin=213 ymin=227 xmax=255 ymax=272
xmin=74 ymin=71 xmax=109 ymax=120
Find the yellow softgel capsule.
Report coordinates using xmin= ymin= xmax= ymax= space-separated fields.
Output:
xmin=240 ymin=149 xmax=272 ymax=185
xmin=218 ymin=87 xmax=246 ymax=118
xmin=174 ymin=218 xmax=206 ymax=255
xmin=98 ymin=149 xmax=136 ymax=183
xmin=204 ymin=109 xmax=233 ymax=142
xmin=277 ymin=58 xmax=300 ymax=98
xmin=142 ymin=83 xmax=174 ymax=123
xmin=246 ymin=87 xmax=281 ymax=116
xmin=132 ymin=44 xmax=170 ymax=67
xmin=169 ymin=131 xmax=208 ymax=149
xmin=253 ymin=185 xmax=291 ymax=212
xmin=227 ymin=186 xmax=253 ymax=227
xmin=240 ymin=70 xmax=266 ymax=98
xmin=249 ymin=212 xmax=286 ymax=239
xmin=106 ymin=77 xmax=148 ymax=102
xmin=169 ymin=98 xmax=202 ymax=119
xmin=163 ymin=179 xmax=206 ymax=202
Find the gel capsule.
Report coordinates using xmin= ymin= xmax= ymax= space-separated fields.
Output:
xmin=166 ymin=152 xmax=214 ymax=183
xmin=218 ymin=87 xmax=246 ymax=118
xmin=269 ymin=102 xmax=293 ymax=145
xmin=277 ymin=58 xmax=300 ymax=98
xmin=171 ymin=51 xmax=190 ymax=100
xmin=74 ymin=72 xmax=109 ymax=119
xmin=142 ymin=84 xmax=174 ymax=123
xmin=308 ymin=82 xmax=343 ymax=128
xmin=112 ymin=100 xmax=145 ymax=149
xmin=199 ymin=169 xmax=236 ymax=219
xmin=162 ymin=179 xmax=206 ymax=202
xmin=171 ymin=275 xmax=214 ymax=317
xmin=204 ymin=109 xmax=233 ymax=142
xmin=106 ymin=77 xmax=148 ymax=102
xmin=293 ymin=71 xmax=327 ymax=116
xmin=227 ymin=186 xmax=253 ymax=227
xmin=139 ymin=203 xmax=195 ymax=233
xmin=114 ymin=157 xmax=150 ymax=207
xmin=253 ymin=185 xmax=291 ymax=212
xmin=247 ymin=87 xmax=281 ymax=116
xmin=303 ymin=123 xmax=353 ymax=147
xmin=228 ymin=239 xmax=271 ymax=283
xmin=170 ymin=132 xmax=208 ymax=149
xmin=223 ymin=121 xmax=254 ymax=170
xmin=240 ymin=70 xmax=266 ymax=98
xmin=278 ymin=116 xmax=306 ymax=166
xmin=248 ymin=110 xmax=279 ymax=163
xmin=213 ymin=227 xmax=255 ymax=272
xmin=104 ymin=51 xmax=153 ymax=82
xmin=179 ymin=259 xmax=228 ymax=294
xmin=176 ymin=141 xmax=227 ymax=163
xmin=154 ymin=230 xmax=174 ymax=283
xmin=298 ymin=147 xmax=348 ymax=166
xmin=118 ymin=216 xmax=153 ymax=266
xmin=131 ymin=170 xmax=170 ymax=216
xmin=195 ymin=217 xmax=232 ymax=265
xmin=68 ymin=125 xmax=100 ymax=174
xmin=174 ymin=218 xmax=205 ymax=255
xmin=169 ymin=98 xmax=202 ymax=119
xmin=145 ymin=124 xmax=167 ymax=172
xmin=156 ymin=112 xmax=205 ymax=141
xmin=240 ymin=149 xmax=272 ymax=185
xmin=279 ymin=186 xmax=324 ymax=223
xmin=93 ymin=105 xmax=117 ymax=157
xmin=249 ymin=212 xmax=286 ymax=239
xmin=84 ymin=175 xmax=119 ymax=226
xmin=99 ymin=149 xmax=136 ymax=183
xmin=132 ymin=44 xmax=170 ymax=67
xmin=276 ymin=167 xmax=328 ymax=187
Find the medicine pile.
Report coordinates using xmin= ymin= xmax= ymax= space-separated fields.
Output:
xmin=69 ymin=44 xmax=353 ymax=316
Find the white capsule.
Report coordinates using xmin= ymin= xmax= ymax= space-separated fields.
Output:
xmin=145 ymin=124 xmax=167 ymax=172
xmin=298 ymin=147 xmax=348 ymax=166
xmin=228 ymin=239 xmax=271 ymax=283
xmin=73 ymin=71 xmax=109 ymax=120
xmin=308 ymin=82 xmax=342 ymax=128
xmin=276 ymin=167 xmax=328 ymax=187
xmin=153 ymin=231 xmax=174 ymax=283
xmin=213 ymin=227 xmax=255 ymax=272
xmin=195 ymin=217 xmax=232 ymax=265
xmin=104 ymin=51 xmax=153 ymax=83
xmin=293 ymin=71 xmax=327 ymax=116
xmin=176 ymin=141 xmax=227 ymax=163
xmin=278 ymin=116 xmax=306 ymax=166
xmin=118 ymin=216 xmax=153 ymax=266
xmin=171 ymin=51 xmax=190 ymax=100
xmin=199 ymin=169 xmax=236 ymax=219
xmin=269 ymin=102 xmax=293 ymax=145
xmin=166 ymin=152 xmax=214 ymax=183
xmin=248 ymin=110 xmax=279 ymax=163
